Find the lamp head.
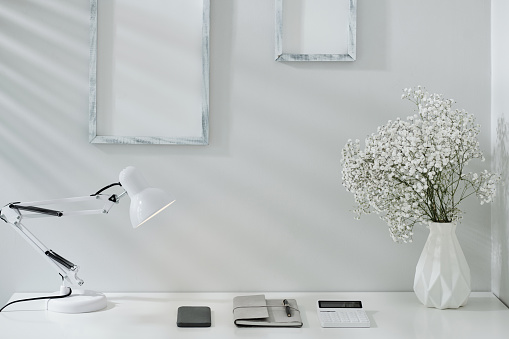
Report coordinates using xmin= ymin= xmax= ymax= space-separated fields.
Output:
xmin=119 ymin=166 xmax=175 ymax=228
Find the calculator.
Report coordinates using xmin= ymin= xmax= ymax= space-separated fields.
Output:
xmin=317 ymin=300 xmax=370 ymax=328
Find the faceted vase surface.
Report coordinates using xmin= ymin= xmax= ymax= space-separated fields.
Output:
xmin=413 ymin=222 xmax=471 ymax=309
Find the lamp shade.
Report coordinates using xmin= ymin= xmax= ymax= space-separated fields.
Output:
xmin=119 ymin=166 xmax=175 ymax=228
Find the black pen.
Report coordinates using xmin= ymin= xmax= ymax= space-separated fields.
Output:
xmin=283 ymin=299 xmax=291 ymax=317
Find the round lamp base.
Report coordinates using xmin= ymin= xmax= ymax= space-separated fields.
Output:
xmin=47 ymin=289 xmax=107 ymax=313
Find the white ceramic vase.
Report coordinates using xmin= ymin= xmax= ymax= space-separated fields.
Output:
xmin=413 ymin=222 xmax=471 ymax=309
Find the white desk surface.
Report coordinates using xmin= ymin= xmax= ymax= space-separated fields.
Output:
xmin=1 ymin=291 xmax=508 ymax=339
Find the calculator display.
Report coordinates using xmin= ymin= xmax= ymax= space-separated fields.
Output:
xmin=318 ymin=300 xmax=362 ymax=308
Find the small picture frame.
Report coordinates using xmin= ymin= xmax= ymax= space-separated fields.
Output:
xmin=275 ymin=0 xmax=357 ymax=62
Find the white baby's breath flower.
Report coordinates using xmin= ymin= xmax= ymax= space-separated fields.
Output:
xmin=341 ymin=87 xmax=501 ymax=243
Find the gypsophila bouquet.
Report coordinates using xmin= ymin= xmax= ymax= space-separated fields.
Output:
xmin=341 ymin=86 xmax=500 ymax=243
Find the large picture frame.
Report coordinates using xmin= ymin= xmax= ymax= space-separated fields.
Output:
xmin=89 ymin=0 xmax=210 ymax=144
xmin=275 ymin=0 xmax=356 ymax=62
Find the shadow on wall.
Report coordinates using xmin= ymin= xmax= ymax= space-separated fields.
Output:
xmin=0 ymin=0 xmax=92 ymax=194
xmin=493 ymin=116 xmax=509 ymax=304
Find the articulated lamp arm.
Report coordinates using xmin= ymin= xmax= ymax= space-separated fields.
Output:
xmin=0 ymin=188 xmax=127 ymax=287
xmin=0 ymin=166 xmax=174 ymax=314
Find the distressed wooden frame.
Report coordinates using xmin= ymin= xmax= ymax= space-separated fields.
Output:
xmin=89 ymin=0 xmax=210 ymax=144
xmin=275 ymin=0 xmax=356 ymax=62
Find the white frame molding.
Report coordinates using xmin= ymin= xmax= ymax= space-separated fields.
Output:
xmin=88 ymin=0 xmax=210 ymax=145
xmin=275 ymin=0 xmax=357 ymax=62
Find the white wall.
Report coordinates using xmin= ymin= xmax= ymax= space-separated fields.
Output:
xmin=0 ymin=0 xmax=492 ymax=306
xmin=491 ymin=0 xmax=509 ymax=306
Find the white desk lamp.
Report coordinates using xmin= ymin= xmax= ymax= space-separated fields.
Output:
xmin=0 ymin=166 xmax=175 ymax=313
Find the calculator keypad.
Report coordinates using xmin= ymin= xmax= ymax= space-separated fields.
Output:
xmin=318 ymin=310 xmax=370 ymax=328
